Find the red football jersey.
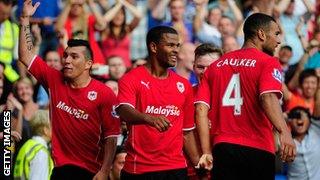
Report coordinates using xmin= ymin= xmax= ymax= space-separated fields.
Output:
xmin=195 ymin=48 xmax=283 ymax=154
xmin=28 ymin=56 xmax=120 ymax=173
xmin=117 ymin=66 xmax=195 ymax=174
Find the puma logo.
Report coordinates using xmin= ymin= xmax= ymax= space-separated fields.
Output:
xmin=141 ymin=81 xmax=150 ymax=89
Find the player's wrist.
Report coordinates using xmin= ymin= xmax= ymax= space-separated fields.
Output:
xmin=20 ymin=16 xmax=30 ymax=24
xmin=142 ymin=114 xmax=153 ymax=125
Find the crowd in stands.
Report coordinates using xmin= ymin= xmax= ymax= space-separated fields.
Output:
xmin=1 ymin=0 xmax=320 ymax=179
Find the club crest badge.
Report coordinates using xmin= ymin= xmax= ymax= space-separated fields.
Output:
xmin=87 ymin=91 xmax=97 ymax=101
xmin=177 ymin=82 xmax=185 ymax=93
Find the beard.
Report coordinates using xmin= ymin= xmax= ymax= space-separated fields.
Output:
xmin=262 ymin=47 xmax=275 ymax=56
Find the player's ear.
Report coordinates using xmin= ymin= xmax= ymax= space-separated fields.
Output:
xmin=257 ymin=29 xmax=266 ymax=41
xmin=149 ymin=42 xmax=157 ymax=53
xmin=85 ymin=60 xmax=93 ymax=70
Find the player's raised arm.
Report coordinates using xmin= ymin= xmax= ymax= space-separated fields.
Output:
xmin=19 ymin=0 xmax=40 ymax=67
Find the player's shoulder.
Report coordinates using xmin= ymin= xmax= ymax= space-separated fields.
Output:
xmin=170 ymin=70 xmax=193 ymax=87
xmin=121 ymin=66 xmax=145 ymax=81
xmin=90 ymin=78 xmax=115 ymax=95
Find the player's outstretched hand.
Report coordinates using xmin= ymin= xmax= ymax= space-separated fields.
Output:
xmin=146 ymin=115 xmax=172 ymax=132
xmin=22 ymin=0 xmax=40 ymax=17
xmin=195 ymin=153 xmax=213 ymax=170
xmin=279 ymin=130 xmax=296 ymax=162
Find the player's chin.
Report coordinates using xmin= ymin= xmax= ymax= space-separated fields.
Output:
xmin=63 ymin=72 xmax=73 ymax=79
xmin=167 ymin=61 xmax=176 ymax=67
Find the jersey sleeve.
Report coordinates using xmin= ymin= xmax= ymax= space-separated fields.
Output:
xmin=259 ymin=58 xmax=283 ymax=99
xmin=101 ymin=87 xmax=121 ymax=138
xmin=194 ymin=68 xmax=211 ymax=108
xmin=183 ymin=82 xmax=195 ymax=131
xmin=28 ymin=56 xmax=59 ymax=89
xmin=117 ymin=73 xmax=137 ymax=108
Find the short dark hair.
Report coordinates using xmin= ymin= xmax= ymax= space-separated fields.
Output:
xmin=288 ymin=106 xmax=311 ymax=120
xmin=67 ymin=39 xmax=93 ymax=61
xmin=146 ymin=26 xmax=178 ymax=52
xmin=195 ymin=43 xmax=223 ymax=59
xmin=0 ymin=0 xmax=14 ymax=5
xmin=280 ymin=45 xmax=292 ymax=52
xmin=299 ymin=69 xmax=319 ymax=85
xmin=243 ymin=13 xmax=277 ymax=41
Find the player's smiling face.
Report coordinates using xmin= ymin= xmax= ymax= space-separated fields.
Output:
xmin=156 ymin=33 xmax=180 ymax=68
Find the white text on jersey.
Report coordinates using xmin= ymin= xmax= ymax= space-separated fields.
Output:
xmin=145 ymin=105 xmax=180 ymax=117
xmin=217 ymin=58 xmax=256 ymax=67
xmin=56 ymin=101 xmax=89 ymax=120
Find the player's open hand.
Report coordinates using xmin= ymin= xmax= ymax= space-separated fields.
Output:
xmin=22 ymin=0 xmax=40 ymax=17
xmin=279 ymin=130 xmax=296 ymax=162
xmin=147 ymin=115 xmax=172 ymax=132
xmin=195 ymin=153 xmax=213 ymax=170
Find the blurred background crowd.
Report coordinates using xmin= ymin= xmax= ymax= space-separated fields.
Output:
xmin=1 ymin=0 xmax=320 ymax=179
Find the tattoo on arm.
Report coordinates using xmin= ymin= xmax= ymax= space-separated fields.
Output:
xmin=21 ymin=25 xmax=34 ymax=51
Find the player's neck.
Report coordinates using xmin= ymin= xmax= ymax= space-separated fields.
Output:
xmin=294 ymin=133 xmax=306 ymax=142
xmin=242 ymin=40 xmax=262 ymax=51
xmin=145 ymin=62 xmax=169 ymax=79
xmin=68 ymin=75 xmax=92 ymax=88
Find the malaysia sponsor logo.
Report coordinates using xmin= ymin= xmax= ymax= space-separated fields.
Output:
xmin=177 ymin=82 xmax=185 ymax=93
xmin=56 ymin=101 xmax=89 ymax=120
xmin=145 ymin=105 xmax=180 ymax=117
xmin=272 ymin=68 xmax=282 ymax=83
xmin=87 ymin=91 xmax=97 ymax=101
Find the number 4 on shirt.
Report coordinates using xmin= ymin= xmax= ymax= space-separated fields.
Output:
xmin=222 ymin=73 xmax=243 ymax=115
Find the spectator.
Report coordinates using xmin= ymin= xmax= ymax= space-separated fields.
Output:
xmin=174 ymin=42 xmax=197 ymax=86
xmin=195 ymin=13 xmax=295 ymax=179
xmin=286 ymin=104 xmax=320 ymax=180
xmin=55 ymin=0 xmax=106 ymax=65
xmin=102 ymin=0 xmax=142 ymax=68
xmin=14 ymin=110 xmax=53 ymax=180
xmin=105 ymin=79 xmax=118 ymax=95
xmin=279 ymin=0 xmax=313 ymax=65
xmin=0 ymin=0 xmax=20 ymax=82
xmin=0 ymin=62 xmax=13 ymax=104
xmin=129 ymin=0 xmax=148 ymax=62
xmin=277 ymin=45 xmax=296 ymax=84
xmin=162 ymin=0 xmax=195 ymax=43
xmin=208 ymin=0 xmax=243 ymax=25
xmin=131 ymin=58 xmax=147 ymax=69
xmin=304 ymin=39 xmax=320 ymax=69
xmin=13 ymin=77 xmax=39 ymax=158
xmin=107 ymin=56 xmax=127 ymax=81
xmin=19 ymin=1 xmax=120 ymax=179
xmin=283 ymin=69 xmax=319 ymax=113
xmin=0 ymin=80 xmax=22 ymax=180
xmin=221 ymin=35 xmax=240 ymax=53
xmin=109 ymin=146 xmax=127 ymax=180
xmin=194 ymin=1 xmax=222 ymax=47
xmin=116 ymin=26 xmax=200 ymax=179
